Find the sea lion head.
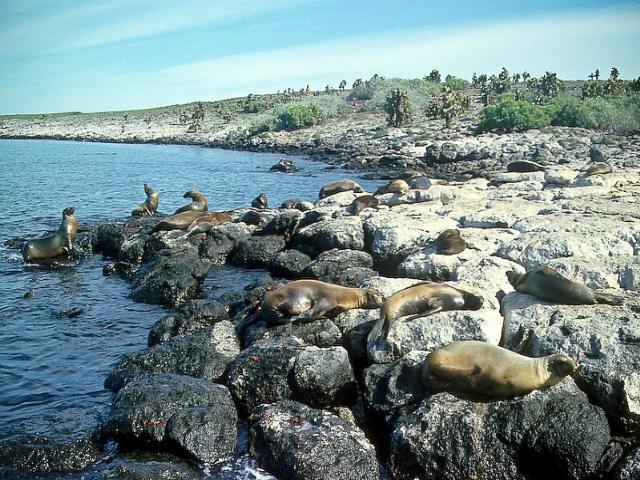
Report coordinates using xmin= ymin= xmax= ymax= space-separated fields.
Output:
xmin=462 ymin=291 xmax=484 ymax=310
xmin=364 ymin=289 xmax=384 ymax=308
xmin=183 ymin=189 xmax=201 ymax=200
xmin=144 ymin=183 xmax=150 ymax=193
xmin=62 ymin=206 xmax=76 ymax=218
xmin=506 ymin=271 xmax=522 ymax=288
xmin=546 ymin=354 xmax=578 ymax=378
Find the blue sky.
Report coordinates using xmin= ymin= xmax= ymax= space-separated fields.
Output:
xmin=1 ymin=0 xmax=639 ymax=114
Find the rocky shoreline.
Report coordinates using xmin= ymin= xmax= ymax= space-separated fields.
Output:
xmin=1 ymin=109 xmax=640 ymax=479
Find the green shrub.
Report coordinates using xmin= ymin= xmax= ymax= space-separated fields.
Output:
xmin=476 ymin=96 xmax=550 ymax=132
xmin=248 ymin=96 xmax=347 ymax=134
xmin=547 ymin=94 xmax=640 ymax=134
xmin=363 ymin=78 xmax=440 ymax=112
xmin=243 ymin=99 xmax=270 ymax=113
xmin=444 ymin=76 xmax=470 ymax=91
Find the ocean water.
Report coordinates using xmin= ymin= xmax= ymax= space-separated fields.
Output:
xmin=0 ymin=139 xmax=382 ymax=478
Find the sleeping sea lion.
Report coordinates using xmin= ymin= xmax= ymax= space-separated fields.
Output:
xmin=581 ymin=162 xmax=612 ymax=177
xmin=507 ymin=160 xmax=546 ymax=173
xmin=240 ymin=210 xmax=267 ymax=227
xmin=506 ymin=268 xmax=623 ymax=305
xmin=23 ymin=207 xmax=78 ymax=262
xmin=252 ymin=193 xmax=268 ymax=209
xmin=349 ymin=195 xmax=379 ymax=216
xmin=367 ymin=283 xmax=484 ymax=344
xmin=436 ymin=229 xmax=466 ymax=255
xmin=262 ymin=279 xmax=383 ymax=325
xmin=131 ymin=183 xmax=159 ymax=216
xmin=375 ymin=179 xmax=410 ymax=195
xmin=151 ymin=210 xmax=205 ymax=233
xmin=186 ymin=212 xmax=232 ymax=236
xmin=318 ymin=179 xmax=364 ymax=199
xmin=422 ymin=340 xmax=578 ymax=398
xmin=174 ymin=189 xmax=208 ymax=214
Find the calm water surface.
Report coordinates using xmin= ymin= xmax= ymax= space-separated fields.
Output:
xmin=0 ymin=139 xmax=381 ymax=478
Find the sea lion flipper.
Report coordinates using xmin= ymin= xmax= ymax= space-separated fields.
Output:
xmin=594 ymin=292 xmax=624 ymax=306
xmin=367 ymin=316 xmax=389 ymax=344
xmin=405 ymin=305 xmax=443 ymax=322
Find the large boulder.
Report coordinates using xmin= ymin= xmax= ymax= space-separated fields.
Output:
xmin=243 ymin=318 xmax=342 ymax=349
xmin=292 ymin=217 xmax=365 ymax=257
xmin=103 ymin=374 xmax=237 ymax=464
xmin=105 ymin=322 xmax=240 ymax=392
xmin=302 ymin=248 xmax=374 ymax=280
xmin=501 ymin=292 xmax=640 ymax=435
xmin=199 ymin=222 xmax=251 ymax=263
xmin=267 ymin=249 xmax=312 ymax=277
xmin=96 ymin=223 xmax=127 ymax=258
xmin=230 ymin=235 xmax=286 ymax=268
xmin=130 ymin=248 xmax=210 ymax=307
xmin=249 ymin=401 xmax=381 ymax=480
xmin=390 ymin=380 xmax=611 ymax=480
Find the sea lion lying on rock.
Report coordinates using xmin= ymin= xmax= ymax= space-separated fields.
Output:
xmin=435 ymin=229 xmax=466 ymax=255
xmin=506 ymin=268 xmax=623 ymax=305
xmin=581 ymin=162 xmax=613 ymax=177
xmin=174 ymin=189 xmax=208 ymax=214
xmin=349 ymin=195 xmax=379 ymax=216
xmin=186 ymin=212 xmax=232 ymax=236
xmin=375 ymin=179 xmax=410 ymax=195
xmin=318 ymin=179 xmax=363 ymax=199
xmin=367 ymin=283 xmax=484 ymax=344
xmin=422 ymin=340 xmax=578 ymax=398
xmin=23 ymin=206 xmax=78 ymax=262
xmin=507 ymin=160 xmax=546 ymax=173
xmin=151 ymin=211 xmax=205 ymax=233
xmin=262 ymin=279 xmax=383 ymax=325
xmin=131 ymin=183 xmax=159 ymax=216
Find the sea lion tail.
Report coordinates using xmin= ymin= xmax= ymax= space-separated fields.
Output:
xmin=367 ymin=315 xmax=389 ymax=344
xmin=595 ymin=292 xmax=624 ymax=306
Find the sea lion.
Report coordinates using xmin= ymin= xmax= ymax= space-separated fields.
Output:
xmin=581 ymin=162 xmax=612 ymax=177
xmin=240 ymin=210 xmax=267 ymax=227
xmin=436 ymin=229 xmax=466 ymax=255
xmin=280 ymin=199 xmax=312 ymax=211
xmin=507 ymin=160 xmax=546 ymax=173
xmin=23 ymin=206 xmax=78 ymax=262
xmin=186 ymin=212 xmax=232 ymax=236
xmin=131 ymin=183 xmax=159 ymax=216
xmin=367 ymin=283 xmax=484 ymax=344
xmin=151 ymin=210 xmax=205 ymax=233
xmin=174 ymin=189 xmax=208 ymax=214
xmin=262 ymin=279 xmax=383 ymax=325
xmin=349 ymin=195 xmax=379 ymax=216
xmin=408 ymin=176 xmax=431 ymax=190
xmin=375 ymin=179 xmax=410 ymax=195
xmin=318 ymin=179 xmax=364 ymax=199
xmin=252 ymin=193 xmax=268 ymax=209
xmin=507 ymin=268 xmax=623 ymax=305
xmin=422 ymin=340 xmax=578 ymax=398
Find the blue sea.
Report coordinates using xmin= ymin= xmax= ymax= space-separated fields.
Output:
xmin=0 ymin=139 xmax=382 ymax=478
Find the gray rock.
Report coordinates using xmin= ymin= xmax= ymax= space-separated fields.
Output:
xmin=98 ymin=452 xmax=203 ymax=480
xmin=105 ymin=322 xmax=240 ymax=392
xmin=267 ymin=249 xmax=312 ymax=277
xmin=166 ymin=404 xmax=237 ymax=464
xmin=292 ymin=217 xmax=365 ymax=257
xmin=260 ymin=209 xmax=303 ymax=237
xmin=104 ymin=374 xmax=236 ymax=457
xmin=293 ymin=346 xmax=357 ymax=407
xmin=148 ymin=299 xmax=229 ymax=346
xmin=330 ymin=266 xmax=378 ymax=287
xmin=390 ymin=380 xmax=611 ymax=480
xmin=243 ymin=318 xmax=341 ymax=348
xmin=199 ymin=222 xmax=251 ymax=263
xmin=96 ymin=223 xmax=126 ymax=258
xmin=130 ymin=248 xmax=210 ymax=307
xmin=226 ymin=337 xmax=304 ymax=415
xmin=249 ymin=401 xmax=381 ymax=480
xmin=613 ymin=447 xmax=640 ymax=480
xmin=589 ymin=145 xmax=608 ymax=163
xmin=302 ymin=248 xmax=374 ymax=279
xmin=231 ymin=235 xmax=286 ymax=267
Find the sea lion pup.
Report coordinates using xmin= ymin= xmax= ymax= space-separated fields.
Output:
xmin=581 ymin=162 xmax=613 ymax=177
xmin=131 ymin=183 xmax=159 ymax=216
xmin=436 ymin=229 xmax=466 ymax=255
xmin=186 ymin=212 xmax=232 ymax=236
xmin=349 ymin=195 xmax=379 ymax=216
xmin=318 ymin=179 xmax=364 ymax=199
xmin=367 ymin=283 xmax=484 ymax=344
xmin=251 ymin=193 xmax=268 ymax=209
xmin=422 ymin=341 xmax=578 ymax=398
xmin=507 ymin=160 xmax=546 ymax=173
xmin=174 ymin=189 xmax=208 ymax=214
xmin=23 ymin=206 xmax=78 ymax=262
xmin=375 ymin=179 xmax=410 ymax=196
xmin=151 ymin=210 xmax=205 ymax=233
xmin=262 ymin=279 xmax=383 ymax=325
xmin=506 ymin=268 xmax=623 ymax=305
xmin=239 ymin=210 xmax=267 ymax=227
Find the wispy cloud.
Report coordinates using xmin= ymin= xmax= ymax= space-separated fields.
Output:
xmin=161 ymin=4 xmax=640 ymax=97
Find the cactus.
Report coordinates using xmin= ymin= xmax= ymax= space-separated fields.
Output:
xmin=424 ymin=69 xmax=441 ymax=83
xmin=427 ymin=86 xmax=470 ymax=128
xmin=352 ymin=79 xmax=363 ymax=89
xmin=581 ymin=80 xmax=603 ymax=98
xmin=512 ymin=73 xmax=521 ymax=84
xmin=610 ymin=67 xmax=619 ymax=80
xmin=385 ymin=88 xmax=412 ymax=127
xmin=339 ymin=80 xmax=347 ymax=90
xmin=522 ymin=71 xmax=530 ymax=83
xmin=471 ymin=73 xmax=478 ymax=87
